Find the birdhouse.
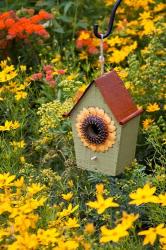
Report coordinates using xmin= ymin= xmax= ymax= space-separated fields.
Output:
xmin=66 ymin=70 xmax=143 ymax=176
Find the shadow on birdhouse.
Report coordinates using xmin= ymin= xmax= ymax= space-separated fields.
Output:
xmin=65 ymin=70 xmax=143 ymax=176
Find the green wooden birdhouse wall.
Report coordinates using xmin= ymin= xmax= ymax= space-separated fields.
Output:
xmin=67 ymin=70 xmax=143 ymax=176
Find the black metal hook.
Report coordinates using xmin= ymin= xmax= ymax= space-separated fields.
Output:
xmin=93 ymin=0 xmax=122 ymax=39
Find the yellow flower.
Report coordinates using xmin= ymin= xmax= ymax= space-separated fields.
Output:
xmin=0 ymin=59 xmax=8 ymax=69
xmin=0 ymin=228 xmax=10 ymax=239
xmin=51 ymin=54 xmax=61 ymax=63
xmin=12 ymin=213 xmax=39 ymax=233
xmin=65 ymin=217 xmax=80 ymax=228
xmin=146 ymin=103 xmax=160 ymax=112
xmin=37 ymin=228 xmax=59 ymax=245
xmin=160 ymin=236 xmax=166 ymax=250
xmin=67 ymin=179 xmax=74 ymax=188
xmin=141 ymin=20 xmax=155 ymax=36
xmin=114 ymin=66 xmax=128 ymax=80
xmin=0 ymin=65 xmax=17 ymax=82
xmin=79 ymin=51 xmax=88 ymax=60
xmin=4 ymin=120 xmax=13 ymax=130
xmin=107 ymin=42 xmax=137 ymax=63
xmin=8 ymin=232 xmax=38 ymax=250
xmin=10 ymin=140 xmax=25 ymax=149
xmin=154 ymin=3 xmax=166 ymax=12
xmin=13 ymin=176 xmax=24 ymax=188
xmin=0 ymin=196 xmax=12 ymax=215
xmin=129 ymin=183 xmax=159 ymax=205
xmin=137 ymin=104 xmax=143 ymax=110
xmin=104 ymin=0 xmax=117 ymax=7
xmin=157 ymin=193 xmax=166 ymax=206
xmin=100 ymin=224 xmax=129 ymax=243
xmin=139 ymin=11 xmax=151 ymax=20
xmin=0 ymin=172 xmax=15 ymax=189
xmin=73 ymin=84 xmax=87 ymax=104
xmin=142 ymin=118 xmax=154 ymax=130
xmin=96 ymin=183 xmax=104 ymax=195
xmin=58 ymin=204 xmax=79 ymax=218
xmin=119 ymin=211 xmax=139 ymax=230
xmin=124 ymin=0 xmax=154 ymax=9
xmin=87 ymin=193 xmax=119 ymax=214
xmin=107 ymin=36 xmax=130 ymax=49
xmin=84 ymin=223 xmax=95 ymax=234
xmin=62 ymin=192 xmax=73 ymax=201
xmin=124 ymin=81 xmax=134 ymax=90
xmin=66 ymin=73 xmax=78 ymax=81
xmin=78 ymin=31 xmax=90 ymax=40
xmin=15 ymin=91 xmax=27 ymax=101
xmin=55 ymin=239 xmax=79 ymax=250
xmin=14 ymin=84 xmax=26 ymax=91
xmin=81 ymin=242 xmax=91 ymax=250
xmin=28 ymin=183 xmax=45 ymax=195
xmin=21 ymin=197 xmax=47 ymax=214
xmin=11 ymin=120 xmax=20 ymax=130
xmin=20 ymin=65 xmax=26 ymax=72
xmin=0 ymin=120 xmax=20 ymax=131
xmin=138 ymin=224 xmax=165 ymax=245
xmin=20 ymin=156 xmax=25 ymax=164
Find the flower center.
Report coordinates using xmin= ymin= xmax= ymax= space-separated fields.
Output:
xmin=81 ymin=116 xmax=108 ymax=145
xmin=112 ymin=232 xmax=118 ymax=236
xmin=87 ymin=123 xmax=100 ymax=137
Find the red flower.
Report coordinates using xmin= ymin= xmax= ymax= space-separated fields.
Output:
xmin=76 ymin=39 xmax=84 ymax=49
xmin=57 ymin=69 xmax=65 ymax=75
xmin=88 ymin=46 xmax=98 ymax=54
xmin=43 ymin=65 xmax=53 ymax=72
xmin=46 ymin=73 xmax=53 ymax=81
xmin=31 ymin=72 xmax=43 ymax=80
xmin=48 ymin=80 xmax=56 ymax=88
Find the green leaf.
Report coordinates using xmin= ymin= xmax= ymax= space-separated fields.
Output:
xmin=76 ymin=21 xmax=88 ymax=29
xmin=57 ymin=15 xmax=72 ymax=23
xmin=54 ymin=27 xmax=65 ymax=34
xmin=64 ymin=1 xmax=73 ymax=15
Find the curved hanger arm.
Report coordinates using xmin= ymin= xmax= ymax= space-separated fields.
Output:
xmin=93 ymin=0 xmax=122 ymax=39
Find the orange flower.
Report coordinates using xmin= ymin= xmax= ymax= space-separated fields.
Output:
xmin=0 ymin=10 xmax=52 ymax=48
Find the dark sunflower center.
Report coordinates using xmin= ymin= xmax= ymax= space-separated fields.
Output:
xmin=81 ymin=115 xmax=108 ymax=144
xmin=87 ymin=124 xmax=100 ymax=137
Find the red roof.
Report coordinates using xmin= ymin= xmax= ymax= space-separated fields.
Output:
xmin=66 ymin=70 xmax=143 ymax=125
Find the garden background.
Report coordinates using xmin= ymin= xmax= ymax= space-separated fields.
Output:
xmin=0 ymin=0 xmax=166 ymax=249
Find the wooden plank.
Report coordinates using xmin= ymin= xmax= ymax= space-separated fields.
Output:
xmin=116 ymin=116 xmax=140 ymax=175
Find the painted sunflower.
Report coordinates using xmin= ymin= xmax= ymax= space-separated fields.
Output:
xmin=76 ymin=107 xmax=116 ymax=152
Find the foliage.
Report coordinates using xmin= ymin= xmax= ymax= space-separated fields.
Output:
xmin=0 ymin=171 xmax=166 ymax=249
xmin=35 ymin=98 xmax=74 ymax=170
